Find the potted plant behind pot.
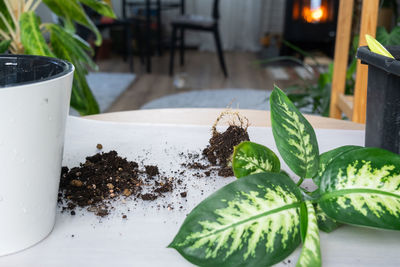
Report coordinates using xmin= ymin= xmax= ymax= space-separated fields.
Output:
xmin=0 ymin=54 xmax=74 ymax=256
xmin=0 ymin=0 xmax=116 ymax=115
xmin=356 ymin=36 xmax=400 ymax=154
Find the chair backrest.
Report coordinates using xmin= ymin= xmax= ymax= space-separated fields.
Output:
xmin=212 ymin=0 xmax=220 ymax=20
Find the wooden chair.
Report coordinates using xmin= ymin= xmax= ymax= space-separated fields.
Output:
xmin=329 ymin=0 xmax=379 ymax=123
xmin=122 ymin=0 xmax=185 ymax=55
xmin=169 ymin=0 xmax=228 ymax=77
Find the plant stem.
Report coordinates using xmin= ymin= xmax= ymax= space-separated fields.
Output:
xmin=4 ymin=0 xmax=18 ymax=28
xmin=30 ymin=0 xmax=42 ymax=12
xmin=296 ymin=177 xmax=305 ymax=187
xmin=25 ymin=0 xmax=35 ymax=11
xmin=0 ymin=14 xmax=16 ymax=40
xmin=0 ymin=29 xmax=9 ymax=39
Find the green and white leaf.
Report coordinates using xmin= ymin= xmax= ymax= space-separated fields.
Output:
xmin=42 ymin=0 xmax=102 ymax=45
xmin=314 ymin=145 xmax=362 ymax=186
xmin=315 ymin=203 xmax=341 ymax=233
xmin=319 ymin=147 xmax=400 ymax=230
xmin=169 ymin=173 xmax=302 ymax=267
xmin=297 ymin=201 xmax=321 ymax=267
xmin=78 ymin=0 xmax=116 ymax=18
xmin=232 ymin=141 xmax=280 ymax=178
xmin=270 ymin=85 xmax=319 ymax=178
xmin=20 ymin=12 xmax=54 ymax=57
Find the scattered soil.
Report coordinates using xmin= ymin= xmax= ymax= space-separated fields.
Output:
xmin=59 ymin=111 xmax=250 ymax=217
xmin=58 ymin=149 xmax=180 ymax=217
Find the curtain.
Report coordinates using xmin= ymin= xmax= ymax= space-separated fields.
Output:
xmin=183 ymin=0 xmax=286 ymax=52
xmin=108 ymin=0 xmax=286 ymax=52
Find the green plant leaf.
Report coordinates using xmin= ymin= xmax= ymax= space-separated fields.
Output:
xmin=299 ymin=202 xmax=308 ymax=241
xmin=365 ymin=34 xmax=394 ymax=59
xmin=72 ymin=34 xmax=93 ymax=52
xmin=48 ymin=24 xmax=99 ymax=115
xmin=232 ymin=141 xmax=280 ymax=178
xmin=78 ymin=0 xmax=116 ymax=18
xmin=20 ymin=12 xmax=54 ymax=57
xmin=70 ymin=76 xmax=88 ymax=113
xmin=0 ymin=39 xmax=11 ymax=53
xmin=319 ymin=147 xmax=400 ymax=230
xmin=376 ymin=26 xmax=400 ymax=46
xmin=0 ymin=0 xmax=14 ymax=33
xmin=297 ymin=201 xmax=321 ymax=267
xmin=42 ymin=0 xmax=102 ymax=46
xmin=73 ymin=68 xmax=100 ymax=115
xmin=270 ymin=85 xmax=319 ymax=179
xmin=46 ymin=24 xmax=98 ymax=71
xmin=280 ymin=170 xmax=291 ymax=178
xmin=314 ymin=145 xmax=363 ymax=187
xmin=169 ymin=173 xmax=302 ymax=267
xmin=314 ymin=203 xmax=341 ymax=233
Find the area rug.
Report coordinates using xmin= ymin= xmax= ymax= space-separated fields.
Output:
xmin=70 ymin=72 xmax=136 ymax=116
xmin=140 ymin=89 xmax=270 ymax=110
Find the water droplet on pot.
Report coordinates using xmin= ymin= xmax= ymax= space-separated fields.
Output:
xmin=0 ymin=196 xmax=3 ymax=202
xmin=21 ymin=158 xmax=25 ymax=163
xmin=22 ymin=208 xmax=27 ymax=214
xmin=48 ymin=116 xmax=52 ymax=121
xmin=9 ymin=118 xmax=15 ymax=123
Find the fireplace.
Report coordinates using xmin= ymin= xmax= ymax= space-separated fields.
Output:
xmin=281 ymin=0 xmax=339 ymax=57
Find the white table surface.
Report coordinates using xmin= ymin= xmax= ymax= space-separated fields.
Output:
xmin=1 ymin=115 xmax=398 ymax=267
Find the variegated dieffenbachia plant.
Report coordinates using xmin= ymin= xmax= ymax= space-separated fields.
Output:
xmin=169 ymin=85 xmax=400 ymax=266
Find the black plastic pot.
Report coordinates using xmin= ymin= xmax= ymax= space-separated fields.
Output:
xmin=356 ymin=46 xmax=400 ymax=154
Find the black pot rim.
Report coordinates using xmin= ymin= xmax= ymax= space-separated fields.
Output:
xmin=356 ymin=46 xmax=400 ymax=76
xmin=0 ymin=54 xmax=74 ymax=88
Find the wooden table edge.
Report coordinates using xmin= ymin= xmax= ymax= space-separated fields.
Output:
xmin=84 ymin=108 xmax=365 ymax=130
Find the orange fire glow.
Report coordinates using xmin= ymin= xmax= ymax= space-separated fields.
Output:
xmin=302 ymin=6 xmax=328 ymax=23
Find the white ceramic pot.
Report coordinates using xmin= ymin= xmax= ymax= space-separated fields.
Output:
xmin=0 ymin=55 xmax=74 ymax=256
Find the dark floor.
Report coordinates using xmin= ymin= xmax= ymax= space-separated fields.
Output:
xmin=97 ymin=50 xmax=313 ymax=112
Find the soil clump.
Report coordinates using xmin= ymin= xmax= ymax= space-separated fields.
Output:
xmin=59 ymin=150 xmax=179 ymax=217
xmin=183 ymin=111 xmax=250 ymax=178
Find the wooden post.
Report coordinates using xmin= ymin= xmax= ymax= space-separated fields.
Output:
xmin=352 ymin=0 xmax=379 ymax=123
xmin=329 ymin=0 xmax=354 ymax=119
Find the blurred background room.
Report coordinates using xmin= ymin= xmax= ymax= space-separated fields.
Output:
xmin=35 ymin=0 xmax=400 ymax=116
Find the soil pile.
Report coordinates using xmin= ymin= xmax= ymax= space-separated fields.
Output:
xmin=59 ymin=150 xmax=178 ymax=217
xmin=185 ymin=111 xmax=250 ymax=177
xmin=203 ymin=125 xmax=249 ymax=177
